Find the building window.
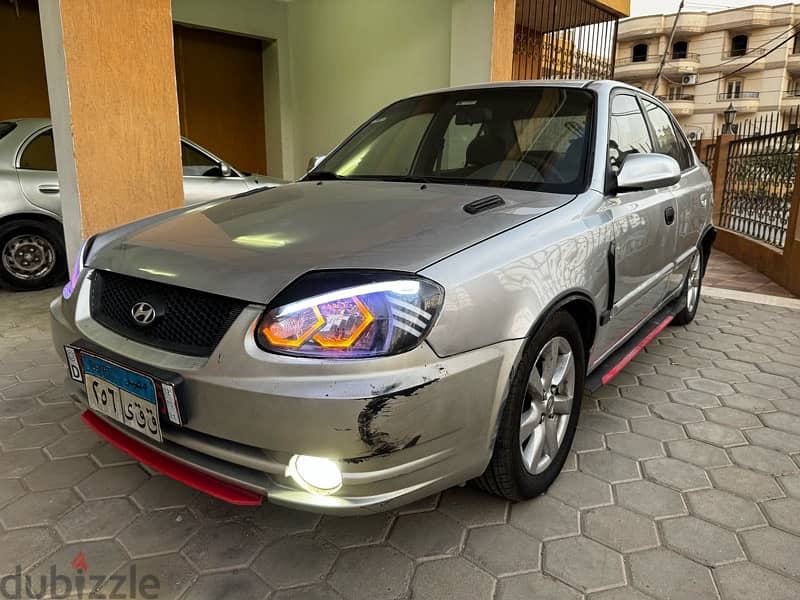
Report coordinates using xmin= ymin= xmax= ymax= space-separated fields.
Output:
xmin=730 ymin=34 xmax=748 ymax=57
xmin=672 ymin=41 xmax=688 ymax=59
xmin=725 ymin=79 xmax=744 ymax=99
xmin=790 ymin=80 xmax=800 ymax=97
xmin=794 ymin=35 xmax=800 ymax=55
xmin=632 ymin=44 xmax=648 ymax=62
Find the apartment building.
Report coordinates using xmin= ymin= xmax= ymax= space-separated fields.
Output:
xmin=615 ymin=3 xmax=800 ymax=139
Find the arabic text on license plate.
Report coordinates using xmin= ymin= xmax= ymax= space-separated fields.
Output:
xmin=81 ymin=353 xmax=162 ymax=442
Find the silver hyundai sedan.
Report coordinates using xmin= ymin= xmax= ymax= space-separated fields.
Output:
xmin=51 ymin=81 xmax=714 ymax=514
xmin=0 ymin=118 xmax=283 ymax=291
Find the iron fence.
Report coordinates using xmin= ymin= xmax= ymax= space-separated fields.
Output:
xmin=719 ymin=128 xmax=800 ymax=248
xmin=513 ymin=0 xmax=618 ymax=80
xmin=704 ymin=143 xmax=716 ymax=169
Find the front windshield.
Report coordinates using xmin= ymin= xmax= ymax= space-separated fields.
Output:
xmin=313 ymin=87 xmax=594 ymax=193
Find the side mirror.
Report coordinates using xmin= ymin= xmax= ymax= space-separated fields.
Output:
xmin=219 ymin=162 xmax=232 ymax=177
xmin=616 ymin=153 xmax=680 ymax=192
xmin=307 ymin=155 xmax=326 ymax=172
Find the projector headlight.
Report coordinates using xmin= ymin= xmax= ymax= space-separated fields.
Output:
xmin=256 ymin=272 xmax=443 ymax=358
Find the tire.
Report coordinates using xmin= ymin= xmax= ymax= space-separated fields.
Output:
xmin=475 ymin=310 xmax=585 ymax=501
xmin=672 ymin=246 xmax=703 ymax=326
xmin=0 ymin=219 xmax=67 ymax=291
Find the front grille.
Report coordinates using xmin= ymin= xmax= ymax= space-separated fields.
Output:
xmin=90 ymin=270 xmax=249 ymax=357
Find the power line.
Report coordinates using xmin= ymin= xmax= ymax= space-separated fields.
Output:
xmin=653 ymin=0 xmax=687 ymax=94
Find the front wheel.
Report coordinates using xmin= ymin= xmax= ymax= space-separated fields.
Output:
xmin=0 ymin=220 xmax=67 ymax=291
xmin=672 ymin=247 xmax=703 ymax=326
xmin=475 ymin=311 xmax=585 ymax=501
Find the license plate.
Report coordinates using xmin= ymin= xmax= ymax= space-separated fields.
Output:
xmin=80 ymin=353 xmax=163 ymax=442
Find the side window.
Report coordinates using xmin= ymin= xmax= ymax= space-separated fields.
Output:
xmin=19 ymin=130 xmax=57 ymax=171
xmin=608 ymin=94 xmax=653 ymax=174
xmin=181 ymin=142 xmax=218 ymax=176
xmin=642 ymin=100 xmax=691 ymax=171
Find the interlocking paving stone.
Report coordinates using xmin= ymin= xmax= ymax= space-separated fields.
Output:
xmin=56 ymin=497 xmax=140 ymax=542
xmin=252 ymin=534 xmax=338 ymax=588
xmin=438 ymin=486 xmax=508 ymax=527
xmin=745 ymin=426 xmax=800 ymax=453
xmin=546 ymin=470 xmax=613 ymax=509
xmin=76 ymin=463 xmax=149 ymax=499
xmin=579 ymin=449 xmax=640 ymax=483
xmin=708 ymin=465 xmax=785 ymax=501
xmin=0 ymin=448 xmax=45 ymax=478
xmin=720 ymin=393 xmax=776 ymax=414
xmin=651 ymin=403 xmax=704 ymax=424
xmin=328 ymin=546 xmax=413 ymax=600
xmin=45 ymin=430 xmax=105 ymax=458
xmin=1 ymin=423 xmax=64 ymax=451
xmin=685 ymin=488 xmax=766 ymax=530
xmin=580 ymin=412 xmax=629 ymax=434
xmin=582 ymin=505 xmax=658 ymax=552
xmin=670 ymin=390 xmax=721 ymax=409
xmin=642 ymin=457 xmax=711 ymax=491
xmin=615 ymin=480 xmax=687 ymax=519
xmin=714 ymin=561 xmax=800 ymax=600
xmin=572 ymin=428 xmax=606 ymax=452
xmin=666 ymin=438 xmax=730 ymax=468
xmin=463 ymin=524 xmax=540 ymax=576
xmin=318 ymin=513 xmax=394 ymax=548
xmin=0 ymin=526 xmax=61 ymax=572
xmin=99 ymin=555 xmax=196 ymax=599
xmin=761 ymin=411 xmax=800 ymax=435
xmin=605 ymin=432 xmax=664 ymax=460
xmin=388 ymin=510 xmax=463 ymax=558
xmin=130 ymin=474 xmax=199 ymax=510
xmin=630 ymin=417 xmax=686 ymax=441
xmin=761 ymin=497 xmax=800 ymax=536
xmin=729 ymin=444 xmax=799 ymax=475
xmin=508 ymin=495 xmax=579 ymax=540
xmin=0 ymin=478 xmax=24 ymax=509
xmin=118 ymin=507 xmax=199 ymax=557
xmin=685 ymin=421 xmax=746 ymax=447
xmin=704 ymin=406 xmax=761 ymax=429
xmin=411 ymin=556 xmax=494 ymax=600
xmin=740 ymin=527 xmax=800 ymax=579
xmin=496 ymin=572 xmax=582 ymax=600
xmin=23 ymin=455 xmax=96 ymax=491
xmin=181 ymin=570 xmax=271 ymax=600
xmin=0 ymin=488 xmax=79 ymax=529
xmin=628 ymin=548 xmax=717 ymax=600
xmin=779 ymin=473 xmax=800 ymax=499
xmin=599 ymin=396 xmax=651 ymax=419
xmin=183 ymin=520 xmax=269 ymax=571
xmin=660 ymin=515 xmax=745 ymax=566
xmin=620 ymin=386 xmax=670 ymax=406
xmin=543 ymin=535 xmax=625 ymax=593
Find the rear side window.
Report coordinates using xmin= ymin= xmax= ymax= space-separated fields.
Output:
xmin=608 ymin=94 xmax=652 ymax=174
xmin=19 ymin=129 xmax=56 ymax=171
xmin=642 ymin=99 xmax=692 ymax=171
xmin=0 ymin=122 xmax=16 ymax=141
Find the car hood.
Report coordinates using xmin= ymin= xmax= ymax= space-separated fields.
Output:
xmin=88 ymin=180 xmax=572 ymax=304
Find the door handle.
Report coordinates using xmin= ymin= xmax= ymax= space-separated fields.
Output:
xmin=664 ymin=206 xmax=675 ymax=225
xmin=37 ymin=184 xmax=60 ymax=195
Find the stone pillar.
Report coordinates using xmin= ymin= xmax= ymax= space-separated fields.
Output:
xmin=39 ymin=0 xmax=184 ymax=265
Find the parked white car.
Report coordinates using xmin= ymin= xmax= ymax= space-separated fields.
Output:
xmin=0 ymin=118 xmax=283 ymax=290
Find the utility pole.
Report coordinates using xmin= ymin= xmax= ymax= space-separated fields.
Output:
xmin=652 ymin=0 xmax=686 ymax=96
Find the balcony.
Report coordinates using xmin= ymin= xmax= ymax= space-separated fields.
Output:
xmin=718 ymin=48 xmax=767 ymax=73
xmin=614 ymin=56 xmax=659 ymax=79
xmin=787 ymin=53 xmax=800 ymax=75
xmin=784 ymin=91 xmax=800 ymax=107
xmin=662 ymin=52 xmax=701 ymax=75
xmin=658 ymin=94 xmax=695 ymax=116
xmin=617 ymin=15 xmax=665 ymax=41
xmin=716 ymin=91 xmax=760 ymax=113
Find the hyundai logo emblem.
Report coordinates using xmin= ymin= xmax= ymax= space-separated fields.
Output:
xmin=131 ymin=301 xmax=158 ymax=327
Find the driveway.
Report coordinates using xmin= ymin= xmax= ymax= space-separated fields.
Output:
xmin=1 ymin=289 xmax=800 ymax=599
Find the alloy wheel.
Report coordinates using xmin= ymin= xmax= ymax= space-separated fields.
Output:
xmin=519 ymin=336 xmax=575 ymax=474
xmin=1 ymin=234 xmax=56 ymax=281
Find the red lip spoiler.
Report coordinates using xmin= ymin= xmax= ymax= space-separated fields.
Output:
xmin=81 ymin=411 xmax=262 ymax=506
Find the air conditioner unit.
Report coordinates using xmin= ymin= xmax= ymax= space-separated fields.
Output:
xmin=682 ymin=74 xmax=698 ymax=85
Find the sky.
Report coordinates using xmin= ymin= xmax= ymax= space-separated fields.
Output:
xmin=630 ymin=0 xmax=792 ymax=17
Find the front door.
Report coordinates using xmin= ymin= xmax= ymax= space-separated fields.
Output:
xmin=15 ymin=127 xmax=62 ymax=216
xmin=598 ymin=93 xmax=679 ymax=354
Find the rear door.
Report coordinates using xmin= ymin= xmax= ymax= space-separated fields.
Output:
xmin=15 ymin=127 xmax=63 ymax=216
xmin=601 ymin=92 xmax=679 ymax=350
xmin=640 ymin=98 xmax=708 ymax=293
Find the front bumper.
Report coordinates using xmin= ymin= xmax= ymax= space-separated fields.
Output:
xmin=51 ymin=275 xmax=522 ymax=514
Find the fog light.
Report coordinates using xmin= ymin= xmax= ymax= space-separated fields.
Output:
xmin=286 ymin=455 xmax=342 ymax=495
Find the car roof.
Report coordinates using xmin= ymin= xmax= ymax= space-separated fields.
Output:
xmin=403 ymin=79 xmax=649 ymax=101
